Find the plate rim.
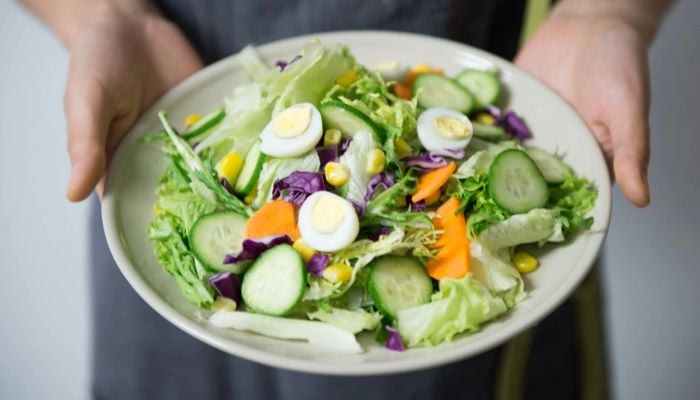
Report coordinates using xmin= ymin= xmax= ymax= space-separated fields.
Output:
xmin=101 ymin=30 xmax=612 ymax=375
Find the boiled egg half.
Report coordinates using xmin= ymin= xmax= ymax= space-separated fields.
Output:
xmin=417 ymin=107 xmax=473 ymax=151
xmin=259 ymin=103 xmax=323 ymax=157
xmin=298 ymin=191 xmax=359 ymax=252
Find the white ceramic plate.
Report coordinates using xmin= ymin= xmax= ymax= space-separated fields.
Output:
xmin=102 ymin=31 xmax=611 ymax=375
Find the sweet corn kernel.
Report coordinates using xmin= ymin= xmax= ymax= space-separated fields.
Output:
xmin=217 ymin=153 xmax=244 ymax=183
xmin=475 ymin=112 xmax=496 ymax=125
xmin=323 ymin=128 xmax=342 ymax=146
xmin=211 ymin=296 xmax=237 ymax=312
xmin=513 ymin=252 xmax=539 ymax=274
xmin=244 ymin=187 xmax=258 ymax=204
xmin=185 ymin=113 xmax=202 ymax=127
xmin=336 ymin=70 xmax=358 ymax=87
xmin=154 ymin=207 xmax=162 ymax=217
xmin=323 ymin=263 xmax=353 ymax=283
xmin=394 ymin=138 xmax=413 ymax=158
xmin=325 ymin=162 xmax=351 ymax=187
xmin=365 ymin=149 xmax=386 ymax=174
xmin=412 ymin=63 xmax=433 ymax=73
xmin=293 ymin=238 xmax=316 ymax=262
xmin=395 ymin=195 xmax=407 ymax=207
xmin=425 ymin=190 xmax=441 ymax=206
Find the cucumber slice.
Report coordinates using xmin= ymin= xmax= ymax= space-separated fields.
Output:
xmin=488 ymin=149 xmax=549 ymax=214
xmin=233 ymin=141 xmax=265 ymax=196
xmin=525 ymin=147 xmax=571 ymax=184
xmin=241 ymin=244 xmax=306 ymax=316
xmin=455 ymin=69 xmax=501 ymax=108
xmin=368 ymin=256 xmax=433 ymax=320
xmin=191 ymin=211 xmax=248 ymax=273
xmin=473 ymin=122 xmax=508 ymax=143
xmin=413 ymin=73 xmax=475 ymax=114
xmin=183 ymin=108 xmax=226 ymax=141
xmin=319 ymin=101 xmax=382 ymax=141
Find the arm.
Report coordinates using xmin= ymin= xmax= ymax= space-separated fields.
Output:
xmin=20 ymin=0 xmax=203 ymax=201
xmin=516 ymin=0 xmax=674 ymax=207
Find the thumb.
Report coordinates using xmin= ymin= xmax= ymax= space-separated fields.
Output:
xmin=64 ymin=73 xmax=111 ymax=202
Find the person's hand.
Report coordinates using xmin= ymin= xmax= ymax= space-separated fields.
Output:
xmin=516 ymin=7 xmax=657 ymax=207
xmin=63 ymin=4 xmax=202 ymax=201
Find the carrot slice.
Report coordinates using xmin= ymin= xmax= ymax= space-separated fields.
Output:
xmin=393 ymin=83 xmax=412 ymax=100
xmin=427 ymin=242 xmax=469 ymax=280
xmin=426 ymin=196 xmax=470 ymax=280
xmin=411 ymin=162 xmax=457 ymax=203
xmin=245 ymin=200 xmax=301 ymax=241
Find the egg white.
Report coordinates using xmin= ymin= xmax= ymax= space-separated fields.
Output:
xmin=259 ymin=103 xmax=323 ymax=157
xmin=298 ymin=191 xmax=360 ymax=252
xmin=417 ymin=107 xmax=473 ymax=151
xmin=373 ymin=61 xmax=409 ymax=82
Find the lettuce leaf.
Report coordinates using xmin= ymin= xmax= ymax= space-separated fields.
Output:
xmin=549 ymin=175 xmax=598 ymax=237
xmin=363 ymin=169 xmax=432 ymax=229
xmin=148 ymin=214 xmax=215 ymax=307
xmin=397 ymin=274 xmax=508 ymax=347
xmin=339 ymin=130 xmax=380 ymax=204
xmin=470 ymin=241 xmax=525 ymax=307
xmin=478 ymin=208 xmax=560 ymax=249
xmin=197 ymin=43 xmax=355 ymax=163
xmin=306 ymin=307 xmax=381 ymax=334
xmin=252 ymin=150 xmax=321 ymax=209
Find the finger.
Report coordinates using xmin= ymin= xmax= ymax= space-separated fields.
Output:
xmin=64 ymin=74 xmax=111 ymax=202
xmin=609 ymin=106 xmax=651 ymax=207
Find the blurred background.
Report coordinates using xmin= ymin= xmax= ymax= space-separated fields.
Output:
xmin=1 ymin=1 xmax=698 ymax=399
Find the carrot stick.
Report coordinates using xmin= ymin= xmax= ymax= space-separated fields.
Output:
xmin=245 ymin=200 xmax=301 ymax=241
xmin=411 ymin=162 xmax=456 ymax=203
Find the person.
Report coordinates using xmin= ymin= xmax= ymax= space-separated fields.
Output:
xmin=20 ymin=0 xmax=672 ymax=399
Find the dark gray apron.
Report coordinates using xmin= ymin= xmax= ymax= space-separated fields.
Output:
xmin=90 ymin=1 xmax=591 ymax=398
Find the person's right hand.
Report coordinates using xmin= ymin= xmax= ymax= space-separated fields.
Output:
xmin=64 ymin=4 xmax=202 ymax=201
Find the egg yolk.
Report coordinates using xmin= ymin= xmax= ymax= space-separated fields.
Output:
xmin=311 ymin=195 xmax=346 ymax=234
xmin=434 ymin=116 xmax=470 ymax=139
xmin=272 ymin=106 xmax=311 ymax=138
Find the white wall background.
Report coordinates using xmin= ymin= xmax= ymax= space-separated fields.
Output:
xmin=0 ymin=1 xmax=698 ymax=399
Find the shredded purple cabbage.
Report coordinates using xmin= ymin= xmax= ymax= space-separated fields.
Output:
xmin=404 ymin=152 xmax=448 ymax=169
xmin=364 ymin=172 xmax=396 ymax=203
xmin=385 ymin=326 xmax=405 ymax=352
xmin=349 ymin=199 xmax=365 ymax=216
xmin=307 ymin=253 xmax=329 ymax=277
xmin=501 ymin=111 xmax=532 ymax=139
xmin=223 ymin=235 xmax=292 ymax=264
xmin=366 ymin=226 xmax=391 ymax=241
xmin=272 ymin=172 xmax=326 ymax=206
xmin=316 ymin=146 xmax=339 ymax=168
xmin=404 ymin=148 xmax=465 ymax=170
xmin=430 ymin=148 xmax=466 ymax=159
xmin=220 ymin=178 xmax=235 ymax=195
xmin=483 ymin=106 xmax=532 ymax=140
xmin=339 ymin=137 xmax=353 ymax=154
xmin=208 ymin=272 xmax=242 ymax=305
xmin=275 ymin=54 xmax=302 ymax=71
xmin=408 ymin=198 xmax=426 ymax=211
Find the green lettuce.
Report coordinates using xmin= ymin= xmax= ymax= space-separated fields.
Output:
xmin=306 ymin=307 xmax=381 ymax=334
xmin=478 ymin=208 xmax=561 ymax=249
xmin=148 ymin=215 xmax=214 ymax=307
xmin=549 ymin=175 xmax=598 ymax=237
xmin=363 ymin=169 xmax=432 ymax=229
xmin=339 ymin=130 xmax=379 ymax=204
xmin=397 ymin=274 xmax=508 ymax=347
xmin=470 ymin=242 xmax=525 ymax=307
xmin=197 ymin=42 xmax=355 ymax=163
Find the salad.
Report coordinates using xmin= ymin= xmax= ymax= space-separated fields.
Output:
xmin=147 ymin=41 xmax=597 ymax=353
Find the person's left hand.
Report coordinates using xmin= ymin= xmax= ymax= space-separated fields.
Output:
xmin=516 ymin=10 xmax=653 ymax=207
